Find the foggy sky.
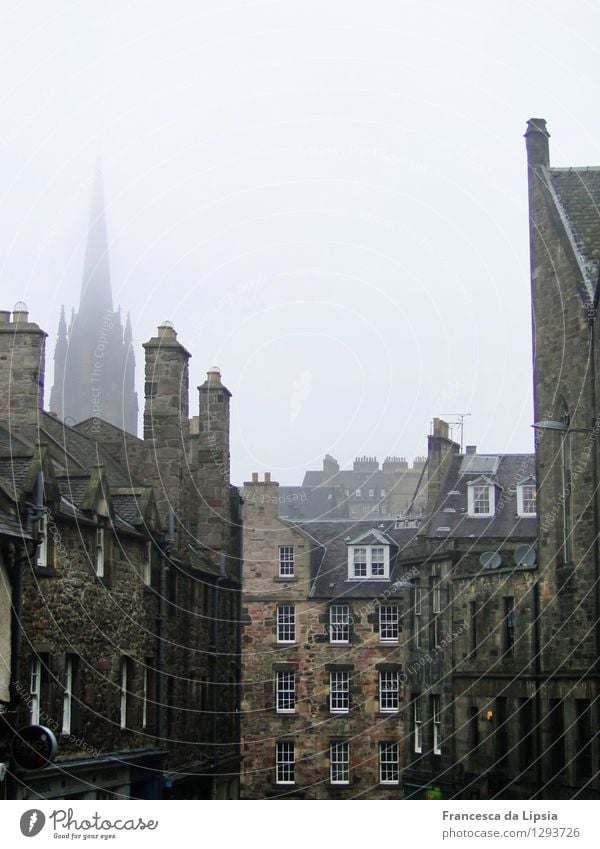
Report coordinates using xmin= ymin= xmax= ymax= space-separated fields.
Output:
xmin=2 ymin=0 xmax=600 ymax=485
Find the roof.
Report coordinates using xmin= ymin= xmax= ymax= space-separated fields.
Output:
xmin=423 ymin=453 xmax=537 ymax=540
xmin=288 ymin=519 xmax=419 ymax=600
xmin=548 ymin=168 xmax=600 ymax=264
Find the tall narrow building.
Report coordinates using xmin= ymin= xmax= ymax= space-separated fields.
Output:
xmin=49 ymin=164 xmax=139 ymax=434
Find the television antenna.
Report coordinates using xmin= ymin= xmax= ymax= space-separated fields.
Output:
xmin=440 ymin=412 xmax=471 ymax=453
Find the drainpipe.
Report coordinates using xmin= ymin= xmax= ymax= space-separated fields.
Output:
xmin=210 ymin=552 xmax=227 ymax=795
xmin=586 ymin=283 xmax=600 ymax=669
xmin=533 ymin=579 xmax=542 ymax=792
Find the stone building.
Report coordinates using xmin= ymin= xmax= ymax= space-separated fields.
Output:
xmin=0 ymin=306 xmax=241 ymax=799
xmin=278 ymin=454 xmax=427 ymax=522
xmin=49 ymin=165 xmax=138 ymax=435
xmin=240 ymin=472 xmax=421 ymax=799
xmin=396 ymin=420 xmax=538 ymax=799
xmin=521 ymin=118 xmax=600 ymax=798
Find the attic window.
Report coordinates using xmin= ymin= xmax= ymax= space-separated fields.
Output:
xmin=517 ymin=483 xmax=537 ymax=517
xmin=348 ymin=545 xmax=390 ymax=580
xmin=467 ymin=482 xmax=495 ymax=518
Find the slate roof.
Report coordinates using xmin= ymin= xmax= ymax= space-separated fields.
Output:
xmin=288 ymin=519 xmax=419 ymax=600
xmin=0 ymin=457 xmax=31 ymax=491
xmin=423 ymin=453 xmax=537 ymax=541
xmin=278 ymin=485 xmax=348 ymax=520
xmin=0 ymin=509 xmax=32 ymax=540
xmin=549 ymin=168 xmax=600 ymax=263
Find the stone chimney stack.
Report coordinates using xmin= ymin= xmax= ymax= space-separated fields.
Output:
xmin=193 ymin=367 xmax=233 ymax=558
xmin=0 ymin=305 xmax=47 ymax=429
xmin=421 ymin=418 xmax=459 ymax=529
xmin=525 ymin=118 xmax=550 ymax=168
xmin=142 ymin=321 xmax=191 ymax=531
xmin=243 ymin=473 xmax=281 ymax=525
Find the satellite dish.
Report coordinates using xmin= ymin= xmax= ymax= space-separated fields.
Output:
xmin=514 ymin=545 xmax=536 ymax=566
xmin=479 ymin=551 xmax=502 ymax=569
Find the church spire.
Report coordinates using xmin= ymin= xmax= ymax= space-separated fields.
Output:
xmin=79 ymin=159 xmax=113 ymax=319
xmin=49 ymin=305 xmax=68 ymax=417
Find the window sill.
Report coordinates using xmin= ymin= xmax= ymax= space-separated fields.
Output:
xmin=273 ymin=576 xmax=298 ymax=583
xmin=346 ymin=577 xmax=389 ymax=583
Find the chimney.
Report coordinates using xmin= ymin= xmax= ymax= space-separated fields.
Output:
xmin=243 ymin=472 xmax=281 ymax=523
xmin=421 ymin=418 xmax=460 ymax=530
xmin=525 ymin=118 xmax=550 ymax=168
xmin=465 ymin=445 xmax=477 ymax=455
xmin=0 ymin=305 xmax=47 ymax=428
xmin=142 ymin=321 xmax=191 ymax=532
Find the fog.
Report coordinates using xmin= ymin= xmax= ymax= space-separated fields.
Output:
xmin=2 ymin=0 xmax=599 ymax=484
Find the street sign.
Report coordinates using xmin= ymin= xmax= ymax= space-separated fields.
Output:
xmin=11 ymin=725 xmax=58 ymax=770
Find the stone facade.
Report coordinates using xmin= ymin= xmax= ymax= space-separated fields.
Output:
xmin=241 ymin=474 xmax=414 ymax=799
xmin=0 ymin=306 xmax=241 ymax=800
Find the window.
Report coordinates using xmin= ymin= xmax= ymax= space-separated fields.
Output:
xmin=143 ymin=541 xmax=152 ymax=585
xmin=431 ymin=695 xmax=442 ymax=754
xmin=62 ymin=656 xmax=74 ymax=735
xmin=329 ymin=604 xmax=350 ymax=643
xmin=379 ymin=671 xmax=399 ymax=712
xmin=414 ymin=582 xmax=422 ymax=648
xmin=379 ymin=742 xmax=399 ymax=785
xmin=276 ymin=671 xmax=296 ymax=713
xmin=29 ymin=657 xmax=41 ymax=725
xmin=279 ymin=546 xmax=294 ymax=578
xmin=95 ymin=528 xmax=105 ymax=577
xmin=380 ymin=489 xmax=386 ymax=497
xmin=276 ymin=741 xmax=295 ymax=785
xmin=330 ymin=741 xmax=349 ymax=784
xmin=517 ymin=483 xmax=536 ymax=516
xmin=35 ymin=511 xmax=48 ymax=568
xmin=432 ymin=576 xmax=441 ymax=614
xmin=467 ymin=481 xmax=495 ymax=517
xmin=504 ymin=597 xmax=514 ymax=656
xmin=330 ymin=671 xmax=349 ymax=713
xmin=119 ymin=657 xmax=131 ymax=729
xmin=277 ymin=605 xmax=296 ymax=643
xmin=355 ymin=489 xmax=361 ymax=497
xmin=348 ymin=545 xmax=390 ymax=580
xmin=414 ymin=697 xmax=422 ymax=753
xmin=379 ymin=605 xmax=399 ymax=642
xmin=470 ymin=601 xmax=478 ymax=657
xmin=368 ymin=489 xmax=375 ymax=497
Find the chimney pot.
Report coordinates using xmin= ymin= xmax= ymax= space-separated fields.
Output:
xmin=0 ymin=310 xmax=10 ymax=324
xmin=252 ymin=472 xmax=259 ymax=482
xmin=264 ymin=472 xmax=271 ymax=482
xmin=525 ymin=118 xmax=550 ymax=167
xmin=466 ymin=445 xmax=477 ymax=455
xmin=12 ymin=301 xmax=29 ymax=323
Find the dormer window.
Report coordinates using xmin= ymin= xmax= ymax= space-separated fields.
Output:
xmin=348 ymin=544 xmax=390 ymax=580
xmin=517 ymin=480 xmax=537 ymax=517
xmin=467 ymin=478 xmax=495 ymax=517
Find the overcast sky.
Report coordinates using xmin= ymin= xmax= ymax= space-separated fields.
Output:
xmin=2 ymin=0 xmax=600 ymax=485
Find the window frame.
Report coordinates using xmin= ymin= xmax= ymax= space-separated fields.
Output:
xmin=329 ymin=741 xmax=350 ymax=785
xmin=95 ymin=527 xmax=105 ymax=578
xmin=35 ymin=511 xmax=48 ymax=568
xmin=276 ymin=670 xmax=296 ymax=714
xmin=379 ymin=741 xmax=399 ymax=785
xmin=379 ymin=670 xmax=399 ymax=713
xmin=467 ymin=482 xmax=495 ymax=517
xmin=379 ymin=604 xmax=399 ymax=643
xmin=329 ymin=604 xmax=350 ymax=644
xmin=62 ymin=655 xmax=73 ymax=735
xmin=414 ymin=696 xmax=422 ymax=754
xmin=119 ymin=656 xmax=130 ymax=730
xmin=329 ymin=671 xmax=350 ymax=714
xmin=143 ymin=541 xmax=152 ymax=585
xmin=414 ymin=582 xmax=422 ymax=648
xmin=276 ymin=741 xmax=295 ymax=785
xmin=504 ymin=596 xmax=515 ymax=656
xmin=517 ymin=483 xmax=537 ymax=517
xmin=278 ymin=545 xmax=295 ymax=578
xmin=348 ymin=544 xmax=390 ymax=580
xmin=276 ymin=604 xmax=296 ymax=644
xmin=431 ymin=694 xmax=442 ymax=754
xmin=29 ymin=657 xmax=41 ymax=725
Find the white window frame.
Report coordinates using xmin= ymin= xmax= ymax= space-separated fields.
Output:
xmin=379 ymin=670 xmax=399 ymax=713
xmin=380 ymin=489 xmax=386 ymax=497
xmin=379 ymin=604 xmax=399 ymax=643
xmin=467 ymin=483 xmax=495 ymax=517
xmin=119 ymin=657 xmax=129 ymax=730
xmin=330 ymin=741 xmax=349 ymax=785
xmin=355 ymin=489 xmax=361 ymax=497
xmin=432 ymin=576 xmax=442 ymax=614
xmin=143 ymin=541 xmax=152 ymax=585
xmin=330 ymin=671 xmax=350 ymax=714
xmin=329 ymin=604 xmax=350 ymax=644
xmin=276 ymin=671 xmax=296 ymax=714
xmin=95 ymin=527 xmax=105 ymax=578
xmin=276 ymin=741 xmax=295 ymax=785
xmin=278 ymin=546 xmax=295 ymax=578
xmin=348 ymin=545 xmax=390 ymax=580
xmin=277 ymin=604 xmax=296 ymax=643
xmin=62 ymin=656 xmax=73 ymax=735
xmin=432 ymin=694 xmax=442 ymax=755
xmin=414 ymin=697 xmax=422 ymax=753
xmin=414 ymin=583 xmax=422 ymax=648
xmin=30 ymin=657 xmax=41 ymax=725
xmin=368 ymin=489 xmax=375 ymax=497
xmin=517 ymin=483 xmax=537 ymax=517
xmin=142 ymin=665 xmax=148 ymax=728
xmin=36 ymin=511 xmax=48 ymax=568
xmin=379 ymin=741 xmax=399 ymax=785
